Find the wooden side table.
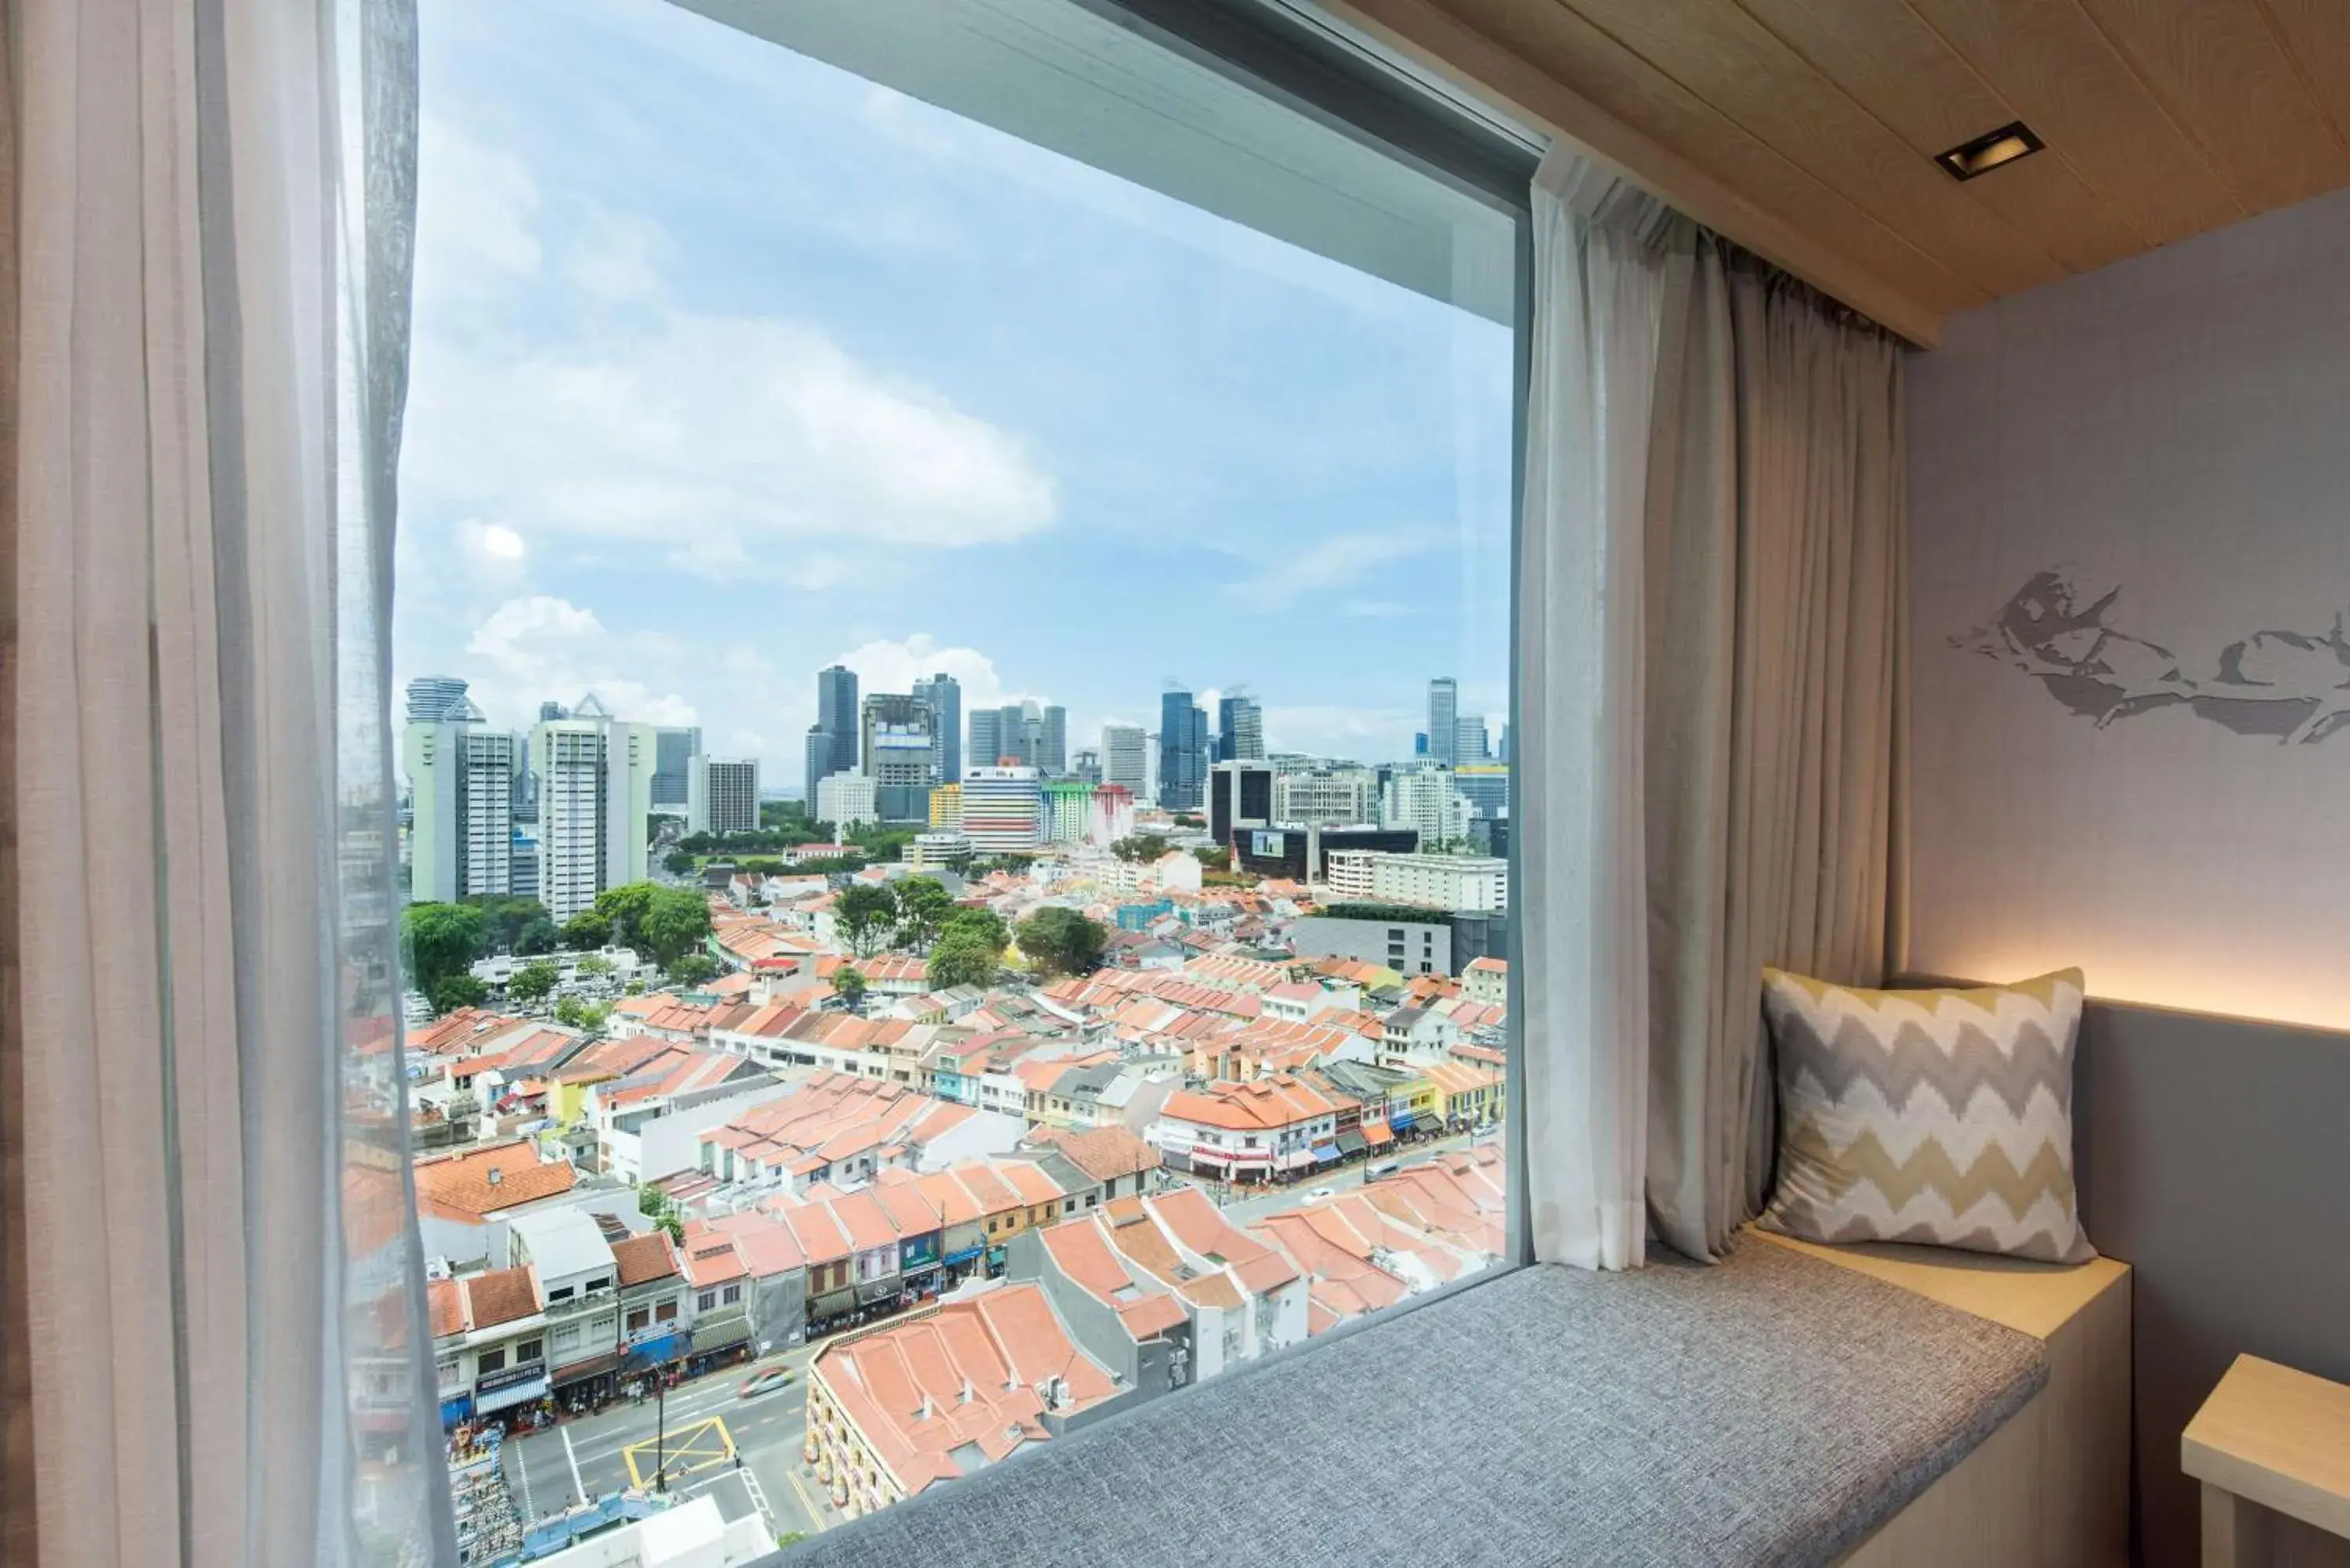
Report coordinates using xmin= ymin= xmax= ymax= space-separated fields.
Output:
xmin=2182 ymin=1354 xmax=2350 ymax=1567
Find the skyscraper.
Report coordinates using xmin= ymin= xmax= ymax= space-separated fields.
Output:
xmin=687 ymin=757 xmax=760 ymax=836
xmin=1038 ymin=705 xmax=1068 ymax=775
xmin=1217 ymin=694 xmax=1264 ymax=761
xmin=1102 ymin=724 xmax=1148 ymax=794
xmin=969 ymin=708 xmax=1003 ymax=772
xmin=1453 ymin=715 xmax=1490 ymax=764
xmin=911 ymin=672 xmax=962 ymax=785
xmin=1427 ymin=677 xmax=1459 ymax=768
xmin=862 ymin=693 xmax=937 ymax=823
xmin=806 ymin=663 xmax=859 ymax=792
xmin=538 ymin=699 xmax=569 ymax=722
xmin=1158 ymin=689 xmax=1207 ymax=811
xmin=532 ymin=695 xmax=657 ymax=923
xmin=961 ymin=766 xmax=1042 ymax=854
xmin=652 ymin=725 xmax=703 ymax=810
xmin=405 ymin=674 xmax=469 ymax=724
xmin=403 ymin=698 xmax=519 ymax=904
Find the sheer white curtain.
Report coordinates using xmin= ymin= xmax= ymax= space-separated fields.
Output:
xmin=1517 ymin=148 xmax=1910 ymax=1270
xmin=13 ymin=1 xmax=443 ymax=1564
xmin=1516 ymin=149 xmax=1681 ymax=1270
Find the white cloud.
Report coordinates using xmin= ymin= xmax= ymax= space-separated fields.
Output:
xmin=463 ymin=594 xmax=699 ymax=729
xmin=414 ymin=116 xmax=541 ymax=302
xmin=1226 ymin=533 xmax=1427 ymax=611
xmin=831 ymin=634 xmax=1031 ymax=713
xmin=1263 ymin=703 xmax=1416 ymax=761
xmin=408 ymin=310 xmax=1058 ymax=571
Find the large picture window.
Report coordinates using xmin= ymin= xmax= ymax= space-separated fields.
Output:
xmin=402 ymin=0 xmax=1527 ymax=1544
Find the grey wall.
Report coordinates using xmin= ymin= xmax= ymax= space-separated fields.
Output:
xmin=2069 ymin=998 xmax=2350 ymax=1568
xmin=1907 ymin=182 xmax=2350 ymax=1030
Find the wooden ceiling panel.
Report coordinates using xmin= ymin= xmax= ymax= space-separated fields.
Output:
xmin=1554 ymin=0 xmax=2066 ymax=298
xmin=1340 ymin=0 xmax=2350 ymax=343
xmin=2072 ymin=0 xmax=2350 ymax=211
xmin=1726 ymin=0 xmax=2149 ymax=273
xmin=1900 ymin=0 xmax=2244 ymax=244
xmin=1435 ymin=0 xmax=1990 ymax=313
xmin=2260 ymin=0 xmax=2350 ymax=151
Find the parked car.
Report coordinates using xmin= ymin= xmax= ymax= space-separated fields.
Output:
xmin=1365 ymin=1162 xmax=1401 ymax=1180
xmin=738 ymin=1367 xmax=793 ymax=1399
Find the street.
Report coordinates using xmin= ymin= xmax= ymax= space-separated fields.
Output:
xmin=1173 ymin=1125 xmax=1499 ymax=1227
xmin=501 ymin=1339 xmax=843 ymax=1548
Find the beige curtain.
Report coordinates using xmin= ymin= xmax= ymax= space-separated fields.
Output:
xmin=1641 ymin=236 xmax=1908 ymax=1261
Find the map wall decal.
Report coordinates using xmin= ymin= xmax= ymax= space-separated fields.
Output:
xmin=1954 ymin=569 xmax=2350 ymax=746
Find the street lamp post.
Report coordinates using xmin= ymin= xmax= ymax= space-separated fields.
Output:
xmin=653 ymin=1367 xmax=667 ymax=1494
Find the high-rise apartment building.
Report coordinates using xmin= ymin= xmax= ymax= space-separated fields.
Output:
xmin=1042 ymin=779 xmax=1095 ymax=846
xmin=961 ymin=766 xmax=1042 ymax=854
xmin=403 ymin=699 xmax=520 ymax=905
xmin=1217 ymin=695 xmax=1265 ymax=761
xmin=1453 ymin=763 xmax=1510 ymax=823
xmin=653 ymin=725 xmax=703 ymax=810
xmin=1158 ymin=690 xmax=1207 ymax=811
xmin=815 ymin=772 xmax=880 ymax=831
xmin=911 ymin=673 xmax=962 ymax=785
xmin=1427 ymin=677 xmax=1459 ymax=768
xmin=531 ymin=695 xmax=657 ymax=923
xmin=1101 ymin=725 xmax=1148 ymax=794
xmin=405 ymin=674 xmax=469 ymax=724
xmin=862 ymin=693 xmax=937 ymax=824
xmin=1452 ymin=716 xmax=1491 ymax=764
xmin=805 ymin=663 xmax=860 ymax=792
xmin=686 ymin=756 xmax=759 ymax=836
xmin=929 ymin=782 xmax=963 ymax=831
xmin=1382 ymin=768 xmax=1472 ymax=850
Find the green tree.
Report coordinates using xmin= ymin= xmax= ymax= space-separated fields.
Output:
xmin=506 ymin=960 xmax=561 ymax=1006
xmin=1111 ymin=833 xmax=1170 ymax=864
xmin=1173 ymin=813 xmax=1205 ymax=829
xmin=837 ymin=883 xmax=898 ymax=958
xmin=574 ymin=954 xmax=614 ymax=977
xmin=403 ymin=902 xmax=486 ymax=995
xmin=1015 ymin=907 xmax=1107 ymax=979
xmin=926 ymin=930 xmax=1000 ymax=990
xmin=939 ymin=907 xmax=1010 ymax=954
xmin=833 ymin=966 xmax=868 ymax=1008
xmin=593 ymin=882 xmax=660 ymax=952
xmin=663 ymin=847 xmax=698 ymax=877
xmin=555 ymin=994 xmax=610 ymax=1033
xmin=427 ymin=973 xmax=489 ymax=1016
xmin=639 ymin=885 xmax=714 ymax=967
xmin=560 ymin=909 xmax=612 ymax=951
xmin=892 ymin=877 xmax=955 ymax=950
xmin=1192 ymin=845 xmax=1231 ymax=871
xmin=514 ymin=916 xmax=559 ymax=957
xmin=665 ymin=952 xmax=722 ymax=989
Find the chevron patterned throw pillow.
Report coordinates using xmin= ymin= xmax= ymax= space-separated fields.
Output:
xmin=1756 ymin=968 xmax=2095 ymax=1264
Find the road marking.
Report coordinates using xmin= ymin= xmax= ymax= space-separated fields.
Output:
xmin=562 ymin=1425 xmax=586 ymax=1504
xmin=621 ymin=1415 xmax=736 ymax=1489
xmin=509 ymin=1438 xmax=536 ymax=1519
xmin=785 ymin=1463 xmax=829 ymax=1534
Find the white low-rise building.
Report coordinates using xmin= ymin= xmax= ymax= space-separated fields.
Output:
xmin=1322 ymin=851 xmax=1507 ymax=912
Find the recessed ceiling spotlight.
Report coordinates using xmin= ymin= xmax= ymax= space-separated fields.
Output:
xmin=1934 ymin=121 xmax=2044 ymax=181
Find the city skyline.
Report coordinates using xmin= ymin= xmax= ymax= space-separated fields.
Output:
xmin=391 ymin=0 xmax=1509 ymax=787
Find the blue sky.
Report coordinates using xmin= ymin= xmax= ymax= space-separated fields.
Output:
xmin=396 ymin=0 xmax=1514 ymax=789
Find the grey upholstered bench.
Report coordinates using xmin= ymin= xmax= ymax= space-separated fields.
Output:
xmin=768 ymin=1240 xmax=2052 ymax=1568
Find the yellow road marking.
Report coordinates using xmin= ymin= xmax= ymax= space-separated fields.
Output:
xmin=786 ymin=1463 xmax=828 ymax=1530
xmin=621 ymin=1416 xmax=736 ymax=1489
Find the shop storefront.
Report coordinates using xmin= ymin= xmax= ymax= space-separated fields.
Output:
xmin=941 ymin=1243 xmax=986 ymax=1284
xmin=472 ymin=1362 xmax=549 ymax=1421
xmin=551 ymin=1351 xmax=621 ymax=1409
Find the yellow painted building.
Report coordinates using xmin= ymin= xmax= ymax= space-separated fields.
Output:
xmin=929 ymin=783 xmax=962 ymax=830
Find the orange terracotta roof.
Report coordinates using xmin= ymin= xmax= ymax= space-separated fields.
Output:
xmin=610 ymin=1231 xmax=679 ymax=1288
xmin=412 ymin=1142 xmax=576 ymax=1221
xmin=461 ymin=1266 xmax=540 ymax=1331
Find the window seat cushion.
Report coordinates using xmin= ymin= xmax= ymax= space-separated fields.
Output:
xmin=776 ymin=1238 xmax=2048 ymax=1568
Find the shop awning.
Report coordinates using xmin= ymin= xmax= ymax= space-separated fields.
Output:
xmin=942 ymin=1245 xmax=986 ymax=1266
xmin=1311 ymin=1143 xmax=1340 ymax=1165
xmin=439 ymin=1395 xmax=474 ymax=1428
xmin=1336 ymin=1130 xmax=1367 ymax=1156
xmin=474 ymin=1375 xmax=549 ymax=1415
xmin=690 ymin=1318 xmax=752 ymax=1355
xmin=1388 ymin=1112 xmax=1416 ymax=1133
xmin=1361 ymin=1119 xmax=1394 ymax=1147
xmin=623 ymin=1329 xmax=688 ymax=1368
xmin=552 ymin=1352 xmax=622 ymax=1388
xmin=855 ymin=1279 xmax=900 ymax=1306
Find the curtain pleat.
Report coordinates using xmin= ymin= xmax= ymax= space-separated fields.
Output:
xmin=13 ymin=1 xmax=443 ymax=1563
xmin=1522 ymin=151 xmax=1907 ymax=1267
xmin=1643 ymin=248 xmax=1908 ymax=1260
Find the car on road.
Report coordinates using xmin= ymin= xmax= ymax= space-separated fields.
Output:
xmin=738 ymin=1367 xmax=793 ymax=1398
xmin=1365 ymin=1162 xmax=1401 ymax=1179
xmin=1303 ymin=1185 xmax=1334 ymax=1201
